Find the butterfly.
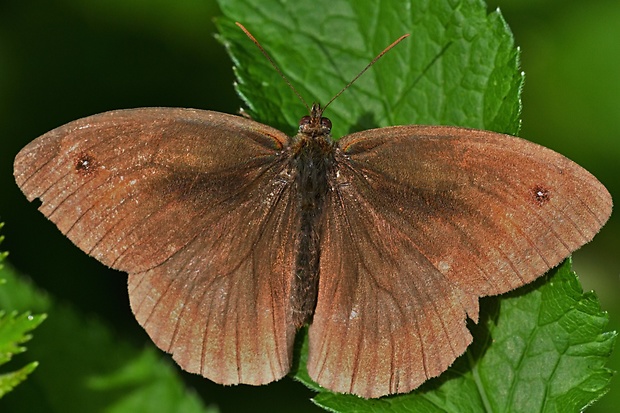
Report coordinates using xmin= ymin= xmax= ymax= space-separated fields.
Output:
xmin=13 ymin=25 xmax=612 ymax=398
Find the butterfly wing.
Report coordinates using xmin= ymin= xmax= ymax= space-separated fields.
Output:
xmin=14 ymin=108 xmax=301 ymax=385
xmin=308 ymin=125 xmax=612 ymax=398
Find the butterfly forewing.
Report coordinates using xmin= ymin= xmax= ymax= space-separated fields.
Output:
xmin=307 ymin=125 xmax=611 ymax=397
xmin=14 ymin=108 xmax=293 ymax=273
xmin=14 ymin=107 xmax=302 ymax=385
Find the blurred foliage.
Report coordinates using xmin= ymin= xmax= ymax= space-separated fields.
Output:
xmin=0 ymin=0 xmax=617 ymax=411
xmin=0 ymin=224 xmax=45 ymax=399
xmin=0 ymin=261 xmax=213 ymax=412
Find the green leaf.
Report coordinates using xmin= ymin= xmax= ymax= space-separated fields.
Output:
xmin=0 ymin=311 xmax=45 ymax=399
xmin=0 ymin=223 xmax=46 ymax=399
xmin=216 ymin=0 xmax=522 ymax=138
xmin=215 ymin=0 xmax=614 ymax=411
xmin=470 ymin=261 xmax=615 ymax=413
xmin=0 ymin=256 xmax=214 ymax=412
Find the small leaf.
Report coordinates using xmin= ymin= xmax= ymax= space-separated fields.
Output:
xmin=0 ymin=360 xmax=38 ymax=399
xmin=0 ymin=223 xmax=46 ymax=399
xmin=0 ymin=312 xmax=46 ymax=367
xmin=0 ymin=311 xmax=45 ymax=398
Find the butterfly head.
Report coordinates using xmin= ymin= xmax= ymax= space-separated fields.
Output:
xmin=298 ymin=103 xmax=332 ymax=138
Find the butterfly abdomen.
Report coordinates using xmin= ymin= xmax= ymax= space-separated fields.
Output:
xmin=290 ymin=133 xmax=334 ymax=327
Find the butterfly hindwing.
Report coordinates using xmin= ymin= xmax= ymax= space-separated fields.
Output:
xmin=307 ymin=125 xmax=611 ymax=397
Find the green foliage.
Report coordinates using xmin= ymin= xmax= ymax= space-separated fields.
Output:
xmin=0 ymin=224 xmax=45 ymax=399
xmin=216 ymin=0 xmax=522 ymax=137
xmin=0 ymin=310 xmax=44 ymax=399
xmin=216 ymin=0 xmax=615 ymax=411
xmin=0 ymin=252 xmax=213 ymax=412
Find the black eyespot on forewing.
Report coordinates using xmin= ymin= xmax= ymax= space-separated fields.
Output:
xmin=531 ymin=184 xmax=550 ymax=206
xmin=75 ymin=152 xmax=98 ymax=176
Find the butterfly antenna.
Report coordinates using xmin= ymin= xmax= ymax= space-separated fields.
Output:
xmin=323 ymin=34 xmax=410 ymax=111
xmin=236 ymin=22 xmax=311 ymax=113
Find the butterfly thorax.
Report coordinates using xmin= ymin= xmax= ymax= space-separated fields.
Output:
xmin=290 ymin=103 xmax=335 ymax=327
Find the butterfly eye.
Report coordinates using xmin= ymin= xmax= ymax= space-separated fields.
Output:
xmin=320 ymin=117 xmax=332 ymax=131
xmin=299 ymin=115 xmax=312 ymax=131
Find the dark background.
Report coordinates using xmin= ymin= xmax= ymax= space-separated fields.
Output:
xmin=1 ymin=0 xmax=618 ymax=411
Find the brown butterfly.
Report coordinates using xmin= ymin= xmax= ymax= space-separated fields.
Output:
xmin=13 ymin=25 xmax=611 ymax=399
